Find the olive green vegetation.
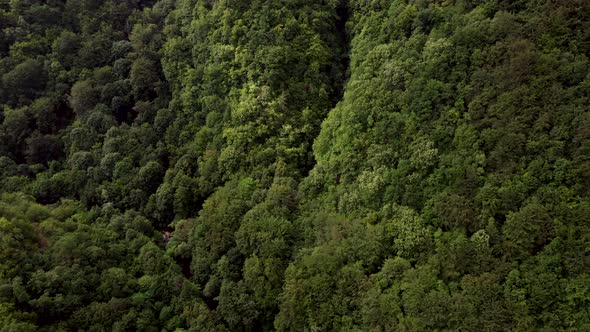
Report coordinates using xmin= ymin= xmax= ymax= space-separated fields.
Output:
xmin=1 ymin=0 xmax=589 ymax=330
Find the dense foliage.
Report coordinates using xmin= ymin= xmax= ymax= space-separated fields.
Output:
xmin=1 ymin=0 xmax=589 ymax=330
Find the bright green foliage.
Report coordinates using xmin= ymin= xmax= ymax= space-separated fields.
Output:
xmin=1 ymin=0 xmax=589 ymax=330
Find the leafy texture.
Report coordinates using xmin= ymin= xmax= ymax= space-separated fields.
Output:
xmin=0 ymin=0 xmax=589 ymax=330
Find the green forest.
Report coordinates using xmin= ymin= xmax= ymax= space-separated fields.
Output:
xmin=1 ymin=0 xmax=589 ymax=330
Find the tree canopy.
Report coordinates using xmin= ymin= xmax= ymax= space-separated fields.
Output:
xmin=0 ymin=0 xmax=589 ymax=330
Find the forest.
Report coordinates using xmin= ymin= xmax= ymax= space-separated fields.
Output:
xmin=1 ymin=0 xmax=590 ymax=330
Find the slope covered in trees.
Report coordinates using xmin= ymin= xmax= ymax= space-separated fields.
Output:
xmin=1 ymin=0 xmax=589 ymax=330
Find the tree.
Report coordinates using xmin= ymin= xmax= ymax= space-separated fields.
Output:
xmin=2 ymin=59 xmax=46 ymax=103
xmin=130 ymin=57 xmax=160 ymax=101
xmin=69 ymin=80 xmax=98 ymax=116
xmin=25 ymin=133 xmax=62 ymax=165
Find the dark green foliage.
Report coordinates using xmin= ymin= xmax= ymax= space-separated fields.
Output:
xmin=1 ymin=0 xmax=589 ymax=330
xmin=2 ymin=59 xmax=47 ymax=103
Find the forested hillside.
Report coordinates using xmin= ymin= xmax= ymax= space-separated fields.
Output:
xmin=1 ymin=0 xmax=589 ymax=330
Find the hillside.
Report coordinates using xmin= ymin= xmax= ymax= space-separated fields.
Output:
xmin=1 ymin=0 xmax=589 ymax=330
